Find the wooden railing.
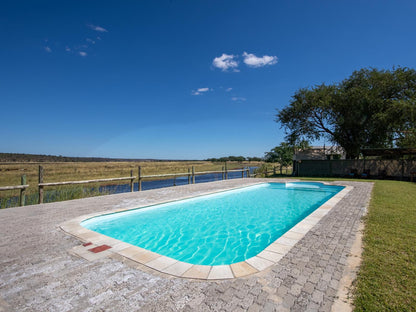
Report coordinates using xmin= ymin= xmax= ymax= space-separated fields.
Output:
xmin=37 ymin=166 xmax=136 ymax=204
xmin=0 ymin=164 xmax=297 ymax=207
xmin=137 ymin=165 xmax=250 ymax=191
xmin=0 ymin=164 xmax=251 ymax=206
xmin=251 ymin=166 xmax=285 ymax=177
xmin=0 ymin=175 xmax=28 ymax=206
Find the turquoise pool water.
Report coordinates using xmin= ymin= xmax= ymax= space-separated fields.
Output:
xmin=82 ymin=182 xmax=343 ymax=265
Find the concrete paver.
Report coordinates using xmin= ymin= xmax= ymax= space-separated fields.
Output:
xmin=0 ymin=179 xmax=372 ymax=311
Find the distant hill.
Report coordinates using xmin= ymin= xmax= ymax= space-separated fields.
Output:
xmin=0 ymin=153 xmax=174 ymax=163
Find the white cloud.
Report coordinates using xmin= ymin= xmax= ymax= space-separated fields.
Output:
xmin=242 ymin=52 xmax=278 ymax=68
xmin=231 ymin=97 xmax=247 ymax=102
xmin=65 ymin=46 xmax=71 ymax=52
xmin=197 ymin=87 xmax=209 ymax=92
xmin=225 ymin=87 xmax=232 ymax=92
xmin=44 ymin=46 xmax=52 ymax=53
xmin=192 ymin=87 xmax=211 ymax=95
xmin=212 ymin=54 xmax=238 ymax=71
xmin=79 ymin=51 xmax=87 ymax=57
xmin=86 ymin=38 xmax=96 ymax=44
xmin=87 ymin=24 xmax=108 ymax=32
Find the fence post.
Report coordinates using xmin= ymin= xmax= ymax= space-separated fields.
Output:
xmin=188 ymin=168 xmax=191 ymax=184
xmin=222 ymin=166 xmax=225 ymax=180
xmin=225 ymin=162 xmax=228 ymax=180
xmin=38 ymin=165 xmax=44 ymax=204
xmin=192 ymin=166 xmax=195 ymax=184
xmin=20 ymin=174 xmax=26 ymax=206
xmin=242 ymin=168 xmax=244 ymax=178
xmin=273 ymin=166 xmax=276 ymax=175
xmin=173 ymin=174 xmax=176 ymax=186
xmin=138 ymin=166 xmax=142 ymax=191
xmin=246 ymin=168 xmax=249 ymax=178
xmin=130 ymin=170 xmax=134 ymax=192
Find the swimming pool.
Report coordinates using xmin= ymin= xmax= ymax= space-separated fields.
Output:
xmin=81 ymin=182 xmax=344 ymax=266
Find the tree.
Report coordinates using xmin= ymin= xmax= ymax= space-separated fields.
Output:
xmin=265 ymin=141 xmax=309 ymax=174
xmin=228 ymin=156 xmax=246 ymax=162
xmin=247 ymin=157 xmax=263 ymax=162
xmin=396 ymin=130 xmax=416 ymax=148
xmin=277 ymin=67 xmax=416 ymax=159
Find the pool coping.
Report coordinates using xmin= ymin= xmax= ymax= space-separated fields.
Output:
xmin=60 ymin=181 xmax=353 ymax=280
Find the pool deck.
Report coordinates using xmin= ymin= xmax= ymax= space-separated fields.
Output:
xmin=0 ymin=179 xmax=373 ymax=311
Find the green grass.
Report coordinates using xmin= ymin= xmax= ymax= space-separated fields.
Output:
xmin=353 ymin=180 xmax=416 ymax=311
xmin=284 ymin=177 xmax=416 ymax=310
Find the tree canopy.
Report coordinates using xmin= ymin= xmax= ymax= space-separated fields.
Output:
xmin=276 ymin=67 xmax=416 ymax=159
xmin=206 ymin=156 xmax=255 ymax=162
xmin=264 ymin=141 xmax=309 ymax=174
xmin=264 ymin=142 xmax=293 ymax=164
xmin=264 ymin=142 xmax=293 ymax=174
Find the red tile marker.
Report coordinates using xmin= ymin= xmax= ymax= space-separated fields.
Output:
xmin=82 ymin=242 xmax=92 ymax=247
xmin=88 ymin=245 xmax=111 ymax=253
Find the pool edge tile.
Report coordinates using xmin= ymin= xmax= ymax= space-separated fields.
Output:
xmin=230 ymin=261 xmax=258 ymax=278
xmin=181 ymin=265 xmax=211 ymax=279
xmin=162 ymin=261 xmax=193 ymax=277
xmin=246 ymin=256 xmax=274 ymax=271
xmin=283 ymin=230 xmax=306 ymax=241
xmin=266 ymin=242 xmax=292 ymax=255
xmin=257 ymin=250 xmax=284 ymax=262
xmin=131 ymin=249 xmax=162 ymax=264
xmin=146 ymin=255 xmax=178 ymax=271
xmin=274 ymin=236 xmax=298 ymax=247
xmin=207 ymin=265 xmax=234 ymax=280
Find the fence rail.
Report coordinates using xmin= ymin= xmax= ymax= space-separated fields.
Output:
xmin=0 ymin=164 xmax=251 ymax=206
xmin=0 ymin=184 xmax=29 ymax=191
xmin=37 ymin=167 xmax=136 ymax=204
xmin=250 ymin=166 xmax=291 ymax=177
xmin=0 ymin=175 xmax=28 ymax=206
xmin=137 ymin=165 xmax=250 ymax=192
xmin=38 ymin=176 xmax=136 ymax=187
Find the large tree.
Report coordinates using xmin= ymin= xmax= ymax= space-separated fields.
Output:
xmin=277 ymin=67 xmax=416 ymax=159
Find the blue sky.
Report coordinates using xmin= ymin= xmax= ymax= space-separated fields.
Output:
xmin=1 ymin=1 xmax=416 ymax=159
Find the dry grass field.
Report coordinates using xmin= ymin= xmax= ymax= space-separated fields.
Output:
xmin=0 ymin=161 xmax=262 ymax=203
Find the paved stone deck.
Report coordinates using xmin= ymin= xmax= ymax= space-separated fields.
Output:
xmin=0 ymin=179 xmax=373 ymax=312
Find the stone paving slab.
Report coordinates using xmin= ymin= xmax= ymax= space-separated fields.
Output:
xmin=0 ymin=179 xmax=373 ymax=311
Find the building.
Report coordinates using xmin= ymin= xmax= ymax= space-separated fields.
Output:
xmin=294 ymin=146 xmax=345 ymax=161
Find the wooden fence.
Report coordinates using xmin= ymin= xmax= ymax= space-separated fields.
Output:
xmin=251 ymin=166 xmax=290 ymax=177
xmin=0 ymin=174 xmax=28 ymax=206
xmin=0 ymin=164 xmax=251 ymax=206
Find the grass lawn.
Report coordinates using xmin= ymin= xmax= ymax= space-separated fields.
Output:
xmin=292 ymin=177 xmax=416 ymax=311
xmin=353 ymin=180 xmax=416 ymax=311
